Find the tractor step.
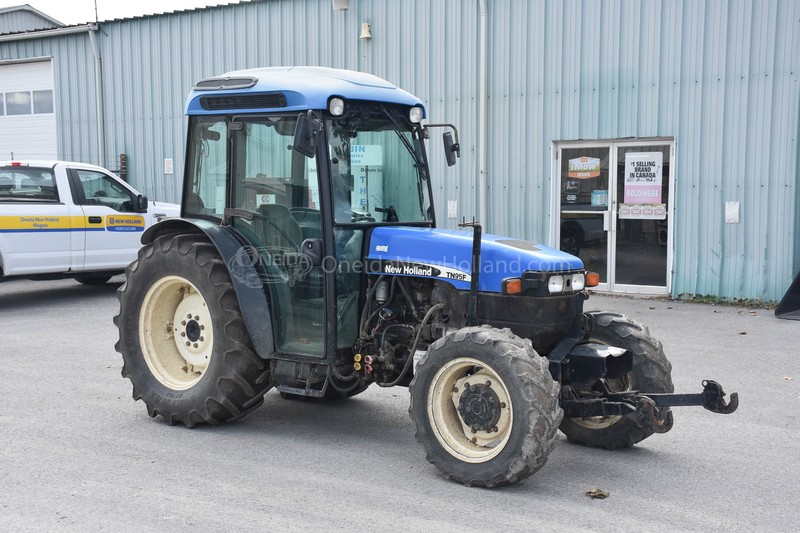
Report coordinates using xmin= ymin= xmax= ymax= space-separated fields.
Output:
xmin=276 ymin=385 xmax=325 ymax=398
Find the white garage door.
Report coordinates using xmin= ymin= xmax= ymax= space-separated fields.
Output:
xmin=0 ymin=60 xmax=57 ymax=161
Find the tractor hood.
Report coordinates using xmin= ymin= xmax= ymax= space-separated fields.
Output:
xmin=366 ymin=227 xmax=583 ymax=293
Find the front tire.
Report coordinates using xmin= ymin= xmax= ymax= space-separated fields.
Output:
xmin=114 ymin=234 xmax=272 ymax=427
xmin=559 ymin=311 xmax=674 ymax=449
xmin=409 ymin=326 xmax=562 ymax=487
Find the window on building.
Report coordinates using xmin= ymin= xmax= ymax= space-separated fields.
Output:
xmin=33 ymin=90 xmax=54 ymax=114
xmin=6 ymin=91 xmax=31 ymax=115
xmin=0 ymin=94 xmax=5 ymax=116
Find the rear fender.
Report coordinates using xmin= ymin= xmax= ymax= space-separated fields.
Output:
xmin=142 ymin=218 xmax=275 ymax=359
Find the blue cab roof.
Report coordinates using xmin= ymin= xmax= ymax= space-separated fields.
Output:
xmin=185 ymin=66 xmax=426 ymax=116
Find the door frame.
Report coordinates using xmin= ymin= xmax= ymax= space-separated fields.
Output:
xmin=550 ymin=138 xmax=676 ymax=295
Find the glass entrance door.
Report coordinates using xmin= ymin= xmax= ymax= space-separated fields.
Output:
xmin=558 ymin=146 xmax=611 ymax=284
xmin=555 ymin=140 xmax=674 ymax=294
xmin=613 ymin=144 xmax=671 ymax=289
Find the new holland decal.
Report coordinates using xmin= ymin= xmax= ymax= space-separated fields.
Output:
xmin=370 ymin=260 xmax=471 ymax=283
xmin=106 ymin=215 xmax=144 ymax=232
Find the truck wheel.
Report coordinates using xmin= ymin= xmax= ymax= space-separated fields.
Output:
xmin=114 ymin=234 xmax=272 ymax=427
xmin=75 ymin=274 xmax=113 ymax=285
xmin=559 ymin=311 xmax=674 ymax=449
xmin=409 ymin=326 xmax=562 ymax=487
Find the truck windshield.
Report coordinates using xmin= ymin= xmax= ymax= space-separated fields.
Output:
xmin=327 ymin=104 xmax=432 ymax=224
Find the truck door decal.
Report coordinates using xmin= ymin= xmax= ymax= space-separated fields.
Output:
xmin=105 ymin=215 xmax=145 ymax=232
xmin=0 ymin=215 xmax=104 ymax=232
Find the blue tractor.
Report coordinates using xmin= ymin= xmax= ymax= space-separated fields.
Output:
xmin=115 ymin=67 xmax=737 ymax=487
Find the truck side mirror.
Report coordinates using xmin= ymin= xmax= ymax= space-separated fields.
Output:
xmin=301 ymin=237 xmax=324 ymax=266
xmin=292 ymin=111 xmax=322 ymax=158
xmin=443 ymin=131 xmax=460 ymax=167
xmin=135 ymin=194 xmax=148 ymax=213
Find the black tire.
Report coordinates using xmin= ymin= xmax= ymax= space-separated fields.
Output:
xmin=559 ymin=311 xmax=674 ymax=449
xmin=75 ymin=274 xmax=113 ymax=285
xmin=409 ymin=326 xmax=562 ymax=487
xmin=114 ymin=234 xmax=272 ymax=427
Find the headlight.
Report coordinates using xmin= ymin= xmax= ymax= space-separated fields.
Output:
xmin=548 ymin=275 xmax=564 ymax=293
xmin=571 ymin=273 xmax=585 ymax=291
xmin=409 ymin=106 xmax=423 ymax=123
xmin=328 ymin=97 xmax=345 ymax=116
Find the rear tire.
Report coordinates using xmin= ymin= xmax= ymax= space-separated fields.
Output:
xmin=409 ymin=326 xmax=562 ymax=487
xmin=559 ymin=311 xmax=674 ymax=449
xmin=75 ymin=274 xmax=113 ymax=285
xmin=114 ymin=234 xmax=272 ymax=426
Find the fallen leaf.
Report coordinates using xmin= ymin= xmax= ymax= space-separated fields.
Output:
xmin=714 ymin=310 xmax=721 ymax=313
xmin=738 ymin=332 xmax=747 ymax=335
xmin=750 ymin=311 xmax=757 ymax=316
xmin=649 ymin=306 xmax=656 ymax=310
xmin=586 ymin=488 xmax=610 ymax=499
xmin=784 ymin=377 xmax=794 ymax=381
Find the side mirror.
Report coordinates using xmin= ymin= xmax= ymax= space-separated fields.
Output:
xmin=292 ymin=111 xmax=322 ymax=158
xmin=301 ymin=237 xmax=324 ymax=266
xmin=135 ymin=194 xmax=148 ymax=213
xmin=443 ymin=131 xmax=460 ymax=167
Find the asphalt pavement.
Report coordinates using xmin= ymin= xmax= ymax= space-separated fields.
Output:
xmin=0 ymin=277 xmax=798 ymax=532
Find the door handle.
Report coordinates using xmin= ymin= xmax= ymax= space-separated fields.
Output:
xmin=88 ymin=216 xmax=103 ymax=224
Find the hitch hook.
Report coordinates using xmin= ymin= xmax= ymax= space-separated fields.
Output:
xmin=701 ymin=380 xmax=739 ymax=414
xmin=634 ymin=396 xmax=674 ymax=434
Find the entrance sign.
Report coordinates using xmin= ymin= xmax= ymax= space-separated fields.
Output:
xmin=621 ymin=152 xmax=665 ymax=220
xmin=568 ymin=157 xmax=601 ymax=178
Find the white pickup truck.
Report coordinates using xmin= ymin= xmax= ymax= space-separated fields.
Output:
xmin=0 ymin=160 xmax=180 ymax=284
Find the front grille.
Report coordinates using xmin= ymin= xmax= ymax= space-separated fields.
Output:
xmin=200 ymin=93 xmax=287 ymax=111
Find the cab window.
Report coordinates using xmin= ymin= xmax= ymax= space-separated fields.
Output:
xmin=0 ymin=167 xmax=59 ymax=202
xmin=72 ymin=170 xmax=137 ymax=212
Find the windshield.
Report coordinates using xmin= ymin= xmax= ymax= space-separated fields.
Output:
xmin=326 ymin=104 xmax=432 ymax=224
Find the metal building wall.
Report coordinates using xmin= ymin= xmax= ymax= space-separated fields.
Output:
xmin=0 ymin=10 xmax=58 ymax=34
xmin=0 ymin=0 xmax=797 ymax=301
xmin=478 ymin=0 xmax=799 ymax=302
xmin=0 ymin=32 xmax=100 ymax=164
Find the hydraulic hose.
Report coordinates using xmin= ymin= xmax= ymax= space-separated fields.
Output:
xmin=378 ymin=303 xmax=444 ymax=388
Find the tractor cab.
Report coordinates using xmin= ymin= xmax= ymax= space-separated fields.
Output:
xmin=180 ymin=68 xmax=442 ymax=368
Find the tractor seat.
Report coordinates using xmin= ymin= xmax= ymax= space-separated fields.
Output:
xmin=256 ymin=203 xmax=304 ymax=252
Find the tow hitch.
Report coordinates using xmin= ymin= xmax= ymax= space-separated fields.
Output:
xmin=562 ymin=380 xmax=739 ymax=434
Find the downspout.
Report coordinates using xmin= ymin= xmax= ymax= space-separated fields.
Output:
xmin=478 ymin=0 xmax=488 ymax=227
xmin=88 ymin=26 xmax=106 ymax=166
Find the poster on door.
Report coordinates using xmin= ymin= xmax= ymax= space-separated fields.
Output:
xmin=620 ymin=152 xmax=666 ymax=220
xmin=351 ymin=145 xmax=383 ymax=213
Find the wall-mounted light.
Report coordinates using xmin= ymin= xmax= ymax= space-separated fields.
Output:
xmin=332 ymin=0 xmax=349 ymax=11
xmin=360 ymin=22 xmax=372 ymax=39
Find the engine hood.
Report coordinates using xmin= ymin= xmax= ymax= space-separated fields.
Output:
xmin=366 ymin=227 xmax=583 ymax=293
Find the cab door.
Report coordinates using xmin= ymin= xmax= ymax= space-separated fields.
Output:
xmin=0 ymin=164 xmax=79 ymax=275
xmin=67 ymin=167 xmax=145 ymax=271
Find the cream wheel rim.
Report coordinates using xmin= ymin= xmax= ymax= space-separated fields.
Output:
xmin=427 ymin=357 xmax=513 ymax=463
xmin=139 ymin=275 xmax=213 ymax=390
